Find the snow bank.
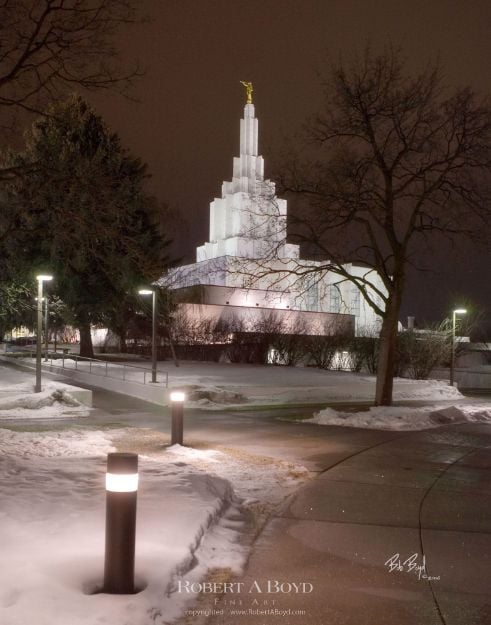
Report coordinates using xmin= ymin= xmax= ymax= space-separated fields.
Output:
xmin=0 ymin=380 xmax=89 ymax=420
xmin=306 ymin=404 xmax=491 ymax=431
xmin=392 ymin=378 xmax=463 ymax=401
xmin=0 ymin=428 xmax=242 ymax=624
xmin=178 ymin=384 xmax=246 ymax=407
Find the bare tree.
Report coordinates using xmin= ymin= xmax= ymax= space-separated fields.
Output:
xmin=303 ymin=318 xmax=347 ymax=369
xmin=276 ymin=46 xmax=491 ymax=404
xmin=397 ymin=323 xmax=452 ymax=380
xmin=348 ymin=324 xmax=380 ymax=373
xmin=0 ymin=0 xmax=140 ymax=122
xmin=270 ymin=316 xmax=309 ymax=366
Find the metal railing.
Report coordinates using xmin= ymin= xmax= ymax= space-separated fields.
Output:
xmin=11 ymin=349 xmax=169 ymax=387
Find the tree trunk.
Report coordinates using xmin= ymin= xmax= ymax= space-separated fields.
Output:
xmin=165 ymin=325 xmax=180 ymax=368
xmin=119 ymin=330 xmax=127 ymax=354
xmin=374 ymin=289 xmax=403 ymax=406
xmin=79 ymin=321 xmax=94 ymax=358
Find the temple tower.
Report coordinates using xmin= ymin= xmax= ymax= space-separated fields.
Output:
xmin=196 ymin=91 xmax=299 ymax=262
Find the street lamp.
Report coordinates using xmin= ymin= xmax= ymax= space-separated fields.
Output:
xmin=34 ymin=296 xmax=48 ymax=360
xmin=35 ymin=275 xmax=52 ymax=392
xmin=44 ymin=296 xmax=49 ymax=361
xmin=450 ymin=308 xmax=467 ymax=387
xmin=138 ymin=288 xmax=157 ymax=383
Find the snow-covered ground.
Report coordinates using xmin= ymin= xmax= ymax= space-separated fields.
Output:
xmin=305 ymin=403 xmax=491 ymax=431
xmin=123 ymin=362 xmax=463 ymax=409
xmin=0 ymin=426 xmax=310 ymax=625
xmin=162 ymin=364 xmax=466 ymax=408
xmin=0 ymin=361 xmax=488 ymax=431
xmin=0 ymin=379 xmax=90 ymax=420
xmin=178 ymin=375 xmax=464 ymax=410
xmin=1 ymin=358 xmax=468 ymax=417
xmin=6 ymin=357 xmax=465 ymax=407
xmin=0 ymin=361 xmax=490 ymax=624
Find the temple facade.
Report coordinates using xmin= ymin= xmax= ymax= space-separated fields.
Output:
xmin=162 ymin=93 xmax=385 ymax=338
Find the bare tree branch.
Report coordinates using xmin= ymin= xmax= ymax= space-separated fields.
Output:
xmin=0 ymin=0 xmax=143 ymax=120
xmin=276 ymin=45 xmax=491 ymax=404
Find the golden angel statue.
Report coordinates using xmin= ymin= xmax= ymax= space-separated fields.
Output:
xmin=240 ymin=81 xmax=253 ymax=104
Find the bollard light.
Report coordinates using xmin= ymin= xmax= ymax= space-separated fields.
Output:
xmin=170 ymin=391 xmax=186 ymax=445
xmin=103 ymin=452 xmax=138 ymax=594
xmin=106 ymin=471 xmax=139 ymax=492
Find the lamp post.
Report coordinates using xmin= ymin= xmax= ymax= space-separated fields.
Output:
xmin=44 ymin=296 xmax=49 ymax=362
xmin=170 ymin=391 xmax=186 ymax=445
xmin=35 ymin=275 xmax=52 ymax=392
xmin=450 ymin=308 xmax=467 ymax=387
xmin=138 ymin=288 xmax=157 ymax=383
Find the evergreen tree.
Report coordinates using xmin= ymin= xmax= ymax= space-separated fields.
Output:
xmin=8 ymin=95 xmax=170 ymax=356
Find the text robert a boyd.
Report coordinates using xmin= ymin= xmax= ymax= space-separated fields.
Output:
xmin=177 ymin=580 xmax=314 ymax=594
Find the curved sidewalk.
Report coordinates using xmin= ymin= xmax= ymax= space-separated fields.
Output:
xmin=206 ymin=423 xmax=491 ymax=625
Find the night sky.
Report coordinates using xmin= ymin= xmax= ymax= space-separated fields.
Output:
xmin=90 ymin=0 xmax=491 ymax=331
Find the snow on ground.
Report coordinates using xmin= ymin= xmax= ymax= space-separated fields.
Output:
xmin=306 ymin=404 xmax=491 ymax=431
xmin=177 ymin=373 xmax=463 ymax=410
xmin=0 ymin=360 xmax=488 ymax=625
xmin=391 ymin=377 xmax=464 ymax=401
xmin=0 ymin=379 xmax=89 ymax=420
xmin=141 ymin=363 xmax=463 ymax=409
xmin=4 ymin=358 xmax=466 ymax=408
xmin=0 ymin=426 xmax=310 ymax=625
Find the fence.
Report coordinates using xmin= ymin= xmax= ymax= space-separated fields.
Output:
xmin=11 ymin=349 xmax=169 ymax=387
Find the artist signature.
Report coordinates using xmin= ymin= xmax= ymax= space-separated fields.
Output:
xmin=384 ymin=553 xmax=440 ymax=581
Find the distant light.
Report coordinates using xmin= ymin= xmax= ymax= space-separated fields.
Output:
xmin=454 ymin=308 xmax=467 ymax=314
xmin=170 ymin=391 xmax=186 ymax=402
xmin=138 ymin=289 xmax=153 ymax=295
xmin=36 ymin=274 xmax=53 ymax=282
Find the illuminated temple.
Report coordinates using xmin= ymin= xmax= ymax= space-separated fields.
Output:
xmin=161 ymin=87 xmax=385 ymax=337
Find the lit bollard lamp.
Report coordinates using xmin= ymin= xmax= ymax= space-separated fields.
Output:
xmin=170 ymin=391 xmax=186 ymax=445
xmin=103 ymin=452 xmax=139 ymax=594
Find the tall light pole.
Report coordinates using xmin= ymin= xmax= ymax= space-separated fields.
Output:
xmin=138 ymin=288 xmax=157 ymax=383
xmin=35 ymin=275 xmax=53 ymax=392
xmin=44 ymin=296 xmax=49 ymax=362
xmin=450 ymin=308 xmax=467 ymax=387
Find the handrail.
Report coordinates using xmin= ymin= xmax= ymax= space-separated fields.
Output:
xmin=12 ymin=348 xmax=169 ymax=387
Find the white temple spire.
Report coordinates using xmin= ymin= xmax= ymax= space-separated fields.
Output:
xmin=228 ymin=102 xmax=264 ymax=195
xmin=196 ymin=90 xmax=299 ymax=262
xmin=240 ymin=104 xmax=258 ymax=156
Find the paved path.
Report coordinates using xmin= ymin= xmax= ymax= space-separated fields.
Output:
xmin=204 ymin=423 xmax=491 ymax=625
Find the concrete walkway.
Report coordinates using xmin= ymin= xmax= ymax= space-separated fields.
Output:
xmin=205 ymin=423 xmax=491 ymax=625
